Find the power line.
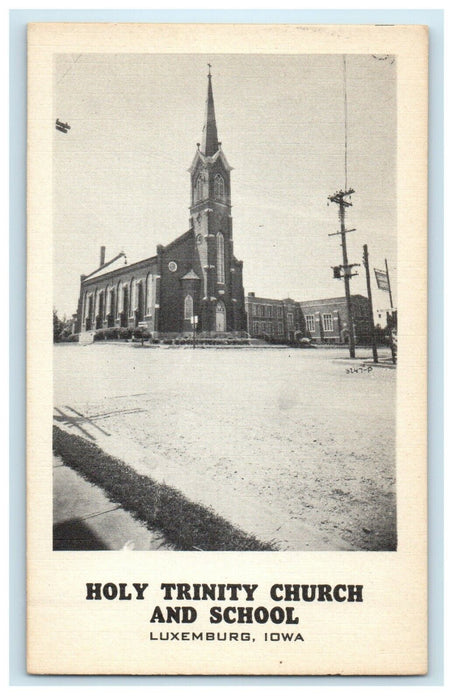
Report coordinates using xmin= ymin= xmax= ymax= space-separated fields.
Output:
xmin=343 ymin=54 xmax=348 ymax=192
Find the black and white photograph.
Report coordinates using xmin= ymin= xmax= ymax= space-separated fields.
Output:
xmin=26 ymin=22 xmax=428 ymax=676
xmin=52 ymin=52 xmax=398 ymax=553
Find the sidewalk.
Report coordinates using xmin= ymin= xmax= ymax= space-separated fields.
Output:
xmin=53 ymin=454 xmax=173 ymax=551
xmin=333 ymin=350 xmax=396 ymax=368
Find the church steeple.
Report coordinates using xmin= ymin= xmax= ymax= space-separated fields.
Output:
xmin=201 ymin=65 xmax=219 ymax=157
xmin=186 ymin=68 xmax=244 ymax=336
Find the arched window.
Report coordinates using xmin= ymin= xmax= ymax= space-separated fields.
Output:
xmin=131 ymin=279 xmax=136 ymax=311
xmin=146 ymin=273 xmax=153 ymax=315
xmin=195 ymin=175 xmax=204 ymax=201
xmin=109 ymin=289 xmax=115 ymax=323
xmin=82 ymin=292 xmax=88 ymax=323
xmin=96 ymin=290 xmax=104 ymax=329
xmin=214 ymin=173 xmax=225 ymax=198
xmin=122 ymin=285 xmax=129 ymax=314
xmin=184 ymin=294 xmax=193 ymax=320
xmin=136 ymin=280 xmax=144 ymax=323
xmin=216 ymin=232 xmax=225 ymax=284
xmin=117 ymin=282 xmax=122 ymax=314
xmin=86 ymin=294 xmax=94 ymax=330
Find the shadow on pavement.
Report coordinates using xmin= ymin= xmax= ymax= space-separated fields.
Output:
xmin=53 ymin=518 xmax=108 ymax=550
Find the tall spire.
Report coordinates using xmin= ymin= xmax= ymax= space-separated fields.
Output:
xmin=201 ymin=65 xmax=219 ymax=157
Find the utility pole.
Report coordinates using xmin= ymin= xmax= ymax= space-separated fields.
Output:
xmin=362 ymin=244 xmax=378 ymax=364
xmin=384 ymin=259 xmax=396 ymax=364
xmin=328 ymin=188 xmax=358 ymax=359
xmin=374 ymin=260 xmax=396 ymax=365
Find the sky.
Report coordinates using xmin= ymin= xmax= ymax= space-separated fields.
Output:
xmin=54 ymin=53 xmax=396 ymax=319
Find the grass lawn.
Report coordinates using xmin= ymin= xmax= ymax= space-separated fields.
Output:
xmin=53 ymin=425 xmax=274 ymax=551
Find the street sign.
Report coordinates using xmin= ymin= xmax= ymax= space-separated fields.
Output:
xmin=374 ymin=268 xmax=390 ymax=291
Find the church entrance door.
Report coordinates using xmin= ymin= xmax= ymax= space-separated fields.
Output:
xmin=215 ymin=301 xmax=226 ymax=332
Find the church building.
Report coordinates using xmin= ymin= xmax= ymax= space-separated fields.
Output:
xmin=76 ymin=70 xmax=247 ymax=337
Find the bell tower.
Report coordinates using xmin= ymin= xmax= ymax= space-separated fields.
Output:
xmin=188 ymin=66 xmax=239 ymax=333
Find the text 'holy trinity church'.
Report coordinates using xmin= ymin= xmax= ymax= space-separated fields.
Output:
xmin=76 ymin=69 xmax=247 ymax=337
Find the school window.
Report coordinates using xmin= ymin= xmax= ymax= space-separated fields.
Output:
xmin=306 ymin=315 xmax=315 ymax=333
xmin=277 ymin=306 xmax=283 ymax=317
xmin=323 ymin=313 xmax=333 ymax=331
xmin=277 ymin=322 xmax=283 ymax=335
xmin=253 ymin=322 xmax=259 ymax=335
xmin=287 ymin=312 xmax=294 ymax=328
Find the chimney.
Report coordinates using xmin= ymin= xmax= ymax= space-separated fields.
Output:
xmin=100 ymin=246 xmax=106 ymax=267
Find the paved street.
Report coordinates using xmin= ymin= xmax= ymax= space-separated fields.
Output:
xmin=53 ymin=344 xmax=396 ymax=550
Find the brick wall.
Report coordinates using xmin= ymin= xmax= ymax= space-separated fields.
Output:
xmin=246 ymin=294 xmax=371 ymax=344
xmin=78 ymin=257 xmax=158 ymax=333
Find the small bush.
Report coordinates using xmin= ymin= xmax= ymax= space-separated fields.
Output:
xmin=133 ymin=327 xmax=151 ymax=340
xmin=58 ymin=333 xmax=79 ymax=343
xmin=119 ymin=327 xmax=132 ymax=340
xmin=58 ymin=329 xmax=71 ymax=341
xmin=104 ymin=327 xmax=120 ymax=340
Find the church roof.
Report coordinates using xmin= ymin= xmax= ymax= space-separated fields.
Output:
xmin=84 ymin=252 xmax=127 ymax=281
xmin=188 ymin=70 xmax=233 ymax=173
xmin=163 ymin=228 xmax=193 ymax=251
xmin=187 ymin=147 xmax=233 ymax=175
xmin=201 ymin=69 xmax=218 ymax=157
xmin=83 ymin=250 xmax=160 ymax=284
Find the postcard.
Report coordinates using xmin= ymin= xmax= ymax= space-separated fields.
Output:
xmin=27 ymin=22 xmax=428 ymax=675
